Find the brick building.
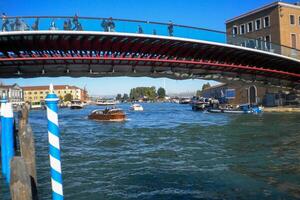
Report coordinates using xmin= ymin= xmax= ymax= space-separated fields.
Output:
xmin=201 ymin=83 xmax=299 ymax=107
xmin=226 ymin=1 xmax=300 ymax=58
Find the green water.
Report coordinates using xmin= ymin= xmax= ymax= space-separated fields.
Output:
xmin=1 ymin=103 xmax=300 ymax=199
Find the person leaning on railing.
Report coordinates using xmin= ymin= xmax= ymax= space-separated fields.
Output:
xmin=168 ymin=20 xmax=174 ymax=36
xmin=31 ymin=18 xmax=39 ymax=30
xmin=1 ymin=13 xmax=9 ymax=31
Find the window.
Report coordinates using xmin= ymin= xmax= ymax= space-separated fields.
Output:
xmin=247 ymin=22 xmax=253 ymax=32
xmin=290 ymin=15 xmax=295 ymax=25
xmin=291 ymin=33 xmax=297 ymax=49
xmin=225 ymin=89 xmax=236 ymax=99
xmin=240 ymin=24 xmax=245 ymax=34
xmin=232 ymin=26 xmax=238 ymax=36
xmin=263 ymin=16 xmax=270 ymax=27
xmin=265 ymin=35 xmax=271 ymax=50
xmin=34 ymin=92 xmax=37 ymax=94
xmin=299 ymin=16 xmax=300 ymax=25
xmin=255 ymin=19 xmax=261 ymax=30
xmin=256 ymin=37 xmax=263 ymax=49
xmin=40 ymin=91 xmax=43 ymax=94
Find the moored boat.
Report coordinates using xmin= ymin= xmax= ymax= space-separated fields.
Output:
xmin=96 ymin=99 xmax=118 ymax=106
xmin=208 ymin=104 xmax=263 ymax=114
xmin=70 ymin=100 xmax=84 ymax=109
xmin=130 ymin=103 xmax=143 ymax=111
xmin=88 ymin=108 xmax=126 ymax=121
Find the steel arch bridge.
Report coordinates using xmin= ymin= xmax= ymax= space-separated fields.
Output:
xmin=0 ymin=16 xmax=300 ymax=90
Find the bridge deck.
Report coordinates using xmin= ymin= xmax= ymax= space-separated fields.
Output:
xmin=0 ymin=31 xmax=299 ymax=89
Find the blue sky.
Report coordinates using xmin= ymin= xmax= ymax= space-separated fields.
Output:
xmin=1 ymin=0 xmax=295 ymax=96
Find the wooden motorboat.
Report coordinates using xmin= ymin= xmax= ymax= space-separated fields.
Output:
xmin=88 ymin=108 xmax=126 ymax=121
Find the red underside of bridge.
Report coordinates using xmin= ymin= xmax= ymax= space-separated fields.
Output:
xmin=0 ymin=32 xmax=299 ymax=86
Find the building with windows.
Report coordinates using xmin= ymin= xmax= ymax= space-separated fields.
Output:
xmin=22 ymin=85 xmax=88 ymax=103
xmin=226 ymin=1 xmax=300 ymax=57
xmin=0 ymin=83 xmax=24 ymax=105
xmin=201 ymin=83 xmax=299 ymax=107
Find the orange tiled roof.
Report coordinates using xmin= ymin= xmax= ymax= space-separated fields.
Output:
xmin=22 ymin=85 xmax=81 ymax=91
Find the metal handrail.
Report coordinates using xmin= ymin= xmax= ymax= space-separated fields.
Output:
xmin=1 ymin=16 xmax=300 ymax=60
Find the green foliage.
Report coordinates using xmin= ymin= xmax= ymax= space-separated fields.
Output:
xmin=123 ymin=93 xmax=129 ymax=101
xmin=64 ymin=93 xmax=73 ymax=102
xmin=116 ymin=93 xmax=122 ymax=101
xmin=130 ymin=86 xmax=157 ymax=100
xmin=202 ymin=82 xmax=211 ymax=91
xmin=157 ymin=87 xmax=166 ymax=98
xmin=196 ymin=90 xmax=202 ymax=97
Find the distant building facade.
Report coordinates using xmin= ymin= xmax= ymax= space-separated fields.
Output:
xmin=201 ymin=83 xmax=299 ymax=107
xmin=0 ymin=83 xmax=24 ymax=104
xmin=226 ymin=1 xmax=300 ymax=57
xmin=22 ymin=85 xmax=88 ymax=103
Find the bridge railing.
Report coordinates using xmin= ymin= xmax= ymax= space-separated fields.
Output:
xmin=1 ymin=16 xmax=299 ymax=60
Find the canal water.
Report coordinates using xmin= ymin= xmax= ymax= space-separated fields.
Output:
xmin=1 ymin=103 xmax=300 ymax=199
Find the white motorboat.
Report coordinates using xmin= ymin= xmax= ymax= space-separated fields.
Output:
xmin=70 ymin=100 xmax=84 ymax=109
xmin=130 ymin=104 xmax=143 ymax=111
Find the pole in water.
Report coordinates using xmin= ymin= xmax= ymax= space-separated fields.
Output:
xmin=45 ymin=84 xmax=63 ymax=200
xmin=1 ymin=95 xmax=8 ymax=178
xmin=4 ymin=102 xmax=14 ymax=184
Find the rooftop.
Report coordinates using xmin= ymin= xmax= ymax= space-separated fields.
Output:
xmin=226 ymin=1 xmax=300 ymax=23
xmin=22 ymin=85 xmax=81 ymax=91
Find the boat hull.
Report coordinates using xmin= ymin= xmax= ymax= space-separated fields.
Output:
xmin=70 ymin=105 xmax=83 ymax=109
xmin=88 ymin=113 xmax=126 ymax=121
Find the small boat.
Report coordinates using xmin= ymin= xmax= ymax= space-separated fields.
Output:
xmin=130 ymin=103 xmax=143 ymax=111
xmin=208 ymin=104 xmax=263 ymax=114
xmin=70 ymin=100 xmax=84 ymax=109
xmin=179 ymin=98 xmax=191 ymax=104
xmin=96 ymin=99 xmax=118 ymax=106
xmin=190 ymin=97 xmax=210 ymax=111
xmin=88 ymin=108 xmax=126 ymax=121
xmin=30 ymin=101 xmax=45 ymax=110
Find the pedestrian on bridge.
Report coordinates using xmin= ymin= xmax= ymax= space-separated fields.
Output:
xmin=72 ymin=13 xmax=79 ymax=30
xmin=168 ymin=20 xmax=174 ymax=36
xmin=1 ymin=13 xmax=9 ymax=31
xmin=101 ymin=19 xmax=108 ymax=32
xmin=107 ymin=17 xmax=115 ymax=32
xmin=14 ymin=17 xmax=21 ymax=31
xmin=31 ymin=18 xmax=39 ymax=30
xmin=138 ymin=25 xmax=143 ymax=34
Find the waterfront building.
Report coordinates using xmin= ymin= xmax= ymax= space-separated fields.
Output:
xmin=22 ymin=85 xmax=88 ymax=103
xmin=201 ymin=83 xmax=299 ymax=107
xmin=226 ymin=1 xmax=300 ymax=57
xmin=0 ymin=83 xmax=24 ymax=105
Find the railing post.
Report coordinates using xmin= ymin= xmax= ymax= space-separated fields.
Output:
xmin=1 ymin=96 xmax=8 ymax=178
xmin=45 ymin=84 xmax=64 ymax=200
xmin=1 ymin=98 xmax=15 ymax=184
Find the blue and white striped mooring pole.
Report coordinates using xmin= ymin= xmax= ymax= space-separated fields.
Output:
xmin=0 ymin=95 xmax=14 ymax=184
xmin=1 ymin=95 xmax=8 ymax=179
xmin=45 ymin=84 xmax=64 ymax=200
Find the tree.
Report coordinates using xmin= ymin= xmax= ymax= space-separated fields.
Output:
xmin=123 ymin=93 xmax=129 ymax=101
xmin=157 ymin=87 xmax=166 ymax=98
xmin=196 ymin=90 xmax=201 ymax=97
xmin=202 ymin=82 xmax=211 ymax=91
xmin=129 ymin=87 xmax=157 ymax=100
xmin=116 ymin=93 xmax=122 ymax=101
xmin=64 ymin=93 xmax=73 ymax=102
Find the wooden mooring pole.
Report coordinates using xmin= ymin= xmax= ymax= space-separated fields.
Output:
xmin=10 ymin=156 xmax=33 ymax=200
xmin=18 ymin=103 xmax=38 ymax=199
